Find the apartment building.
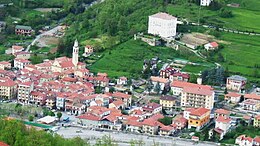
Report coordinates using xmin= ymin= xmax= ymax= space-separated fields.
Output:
xmin=17 ymin=82 xmax=34 ymax=103
xmin=0 ymin=77 xmax=17 ymax=99
xmin=187 ymin=107 xmax=210 ymax=131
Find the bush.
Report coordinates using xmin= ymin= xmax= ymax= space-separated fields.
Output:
xmin=219 ymin=8 xmax=233 ymax=18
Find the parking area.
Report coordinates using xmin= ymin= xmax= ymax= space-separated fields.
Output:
xmin=56 ymin=127 xmax=218 ymax=146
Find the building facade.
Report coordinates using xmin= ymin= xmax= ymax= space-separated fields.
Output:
xmin=148 ymin=12 xmax=177 ymax=38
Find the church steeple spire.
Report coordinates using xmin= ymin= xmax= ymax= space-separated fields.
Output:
xmin=72 ymin=39 xmax=79 ymax=67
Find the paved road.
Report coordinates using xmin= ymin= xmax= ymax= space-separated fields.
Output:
xmin=57 ymin=127 xmax=219 ymax=146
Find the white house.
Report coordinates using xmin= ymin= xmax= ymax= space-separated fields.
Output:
xmin=204 ymin=42 xmax=219 ymax=51
xmin=150 ymin=76 xmax=169 ymax=93
xmin=117 ymin=76 xmax=128 ymax=85
xmin=148 ymin=12 xmax=177 ymax=38
xmin=14 ymin=58 xmax=31 ymax=70
xmin=214 ymin=116 xmax=231 ymax=140
xmin=11 ymin=45 xmax=24 ymax=55
xmin=226 ymin=75 xmax=247 ymax=92
xmin=200 ymin=0 xmax=212 ymax=6
xmin=235 ymin=135 xmax=254 ymax=146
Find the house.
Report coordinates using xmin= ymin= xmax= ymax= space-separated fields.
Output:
xmin=76 ymin=113 xmax=100 ymax=127
xmin=14 ymin=58 xmax=31 ymax=70
xmin=171 ymin=81 xmax=215 ymax=109
xmin=142 ymin=102 xmax=162 ymax=115
xmin=109 ymin=100 xmax=125 ymax=110
xmin=11 ymin=45 xmax=24 ymax=55
xmin=0 ymin=77 xmax=17 ymax=99
xmin=187 ymin=107 xmax=210 ymax=131
xmin=15 ymin=25 xmax=33 ymax=36
xmin=83 ymin=45 xmax=94 ymax=56
xmin=244 ymin=93 xmax=260 ymax=101
xmin=226 ymin=75 xmax=247 ymax=92
xmin=204 ymin=42 xmax=219 ymax=51
xmin=99 ymin=114 xmax=122 ymax=131
xmin=254 ymin=137 xmax=260 ymax=146
xmin=235 ymin=135 xmax=253 ymax=146
xmin=142 ymin=118 xmax=164 ymax=135
xmin=212 ymin=116 xmax=231 ymax=140
xmin=117 ymin=76 xmax=128 ymax=85
xmin=150 ymin=76 xmax=169 ymax=93
xmin=169 ymin=72 xmax=189 ymax=82
xmin=159 ymin=95 xmax=177 ymax=109
xmin=171 ymin=115 xmax=188 ymax=130
xmin=14 ymin=51 xmax=30 ymax=59
xmin=112 ymin=92 xmax=132 ymax=108
xmin=200 ymin=0 xmax=212 ymax=6
xmin=240 ymin=99 xmax=260 ymax=112
xmin=56 ymin=93 xmax=68 ymax=110
xmin=148 ymin=12 xmax=177 ymax=38
xmin=125 ymin=120 xmax=143 ymax=133
xmin=214 ymin=109 xmax=230 ymax=119
xmin=0 ymin=61 xmax=11 ymax=70
xmin=225 ymin=92 xmax=241 ymax=104
xmin=17 ymin=82 xmax=34 ymax=103
xmin=254 ymin=115 xmax=260 ymax=127
xmin=159 ymin=125 xmax=176 ymax=136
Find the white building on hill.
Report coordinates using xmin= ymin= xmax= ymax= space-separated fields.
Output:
xmin=200 ymin=0 xmax=212 ymax=6
xmin=148 ymin=12 xmax=177 ymax=38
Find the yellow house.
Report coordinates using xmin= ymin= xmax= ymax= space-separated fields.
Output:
xmin=0 ymin=78 xmax=17 ymax=99
xmin=254 ymin=115 xmax=260 ymax=127
xmin=160 ymin=95 xmax=177 ymax=109
xmin=188 ymin=107 xmax=210 ymax=131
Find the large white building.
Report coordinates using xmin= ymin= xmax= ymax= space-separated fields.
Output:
xmin=148 ymin=12 xmax=177 ymax=38
xmin=200 ymin=0 xmax=212 ymax=6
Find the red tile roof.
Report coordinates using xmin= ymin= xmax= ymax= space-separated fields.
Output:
xmin=150 ymin=76 xmax=168 ymax=83
xmin=111 ymin=100 xmax=124 ymax=107
xmin=112 ymin=92 xmax=131 ymax=99
xmin=0 ymin=141 xmax=9 ymax=146
xmin=171 ymin=81 xmax=212 ymax=89
xmin=190 ymin=107 xmax=210 ymax=117
xmin=215 ymin=109 xmax=230 ymax=115
xmin=244 ymin=93 xmax=260 ymax=100
xmin=160 ymin=125 xmax=175 ymax=131
xmin=210 ymin=42 xmax=219 ymax=48
xmin=142 ymin=102 xmax=162 ymax=112
xmin=150 ymin=113 xmax=164 ymax=121
xmin=254 ymin=136 xmax=260 ymax=143
xmin=60 ymin=61 xmax=74 ymax=68
xmin=183 ymin=86 xmax=213 ymax=96
xmin=225 ymin=92 xmax=241 ymax=97
xmin=127 ymin=120 xmax=142 ymax=127
xmin=77 ymin=113 xmax=100 ymax=121
xmin=12 ymin=45 xmax=24 ymax=50
xmin=255 ymin=115 xmax=260 ymax=120
xmin=216 ymin=116 xmax=231 ymax=123
xmin=0 ymin=78 xmax=16 ymax=87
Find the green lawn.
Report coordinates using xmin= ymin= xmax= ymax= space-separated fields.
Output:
xmin=214 ymin=33 xmax=260 ymax=81
xmin=89 ymin=39 xmax=206 ymax=78
xmin=166 ymin=0 xmax=260 ymax=32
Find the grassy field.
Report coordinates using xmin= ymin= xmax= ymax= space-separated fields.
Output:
xmin=214 ymin=33 xmax=260 ymax=81
xmin=89 ymin=39 xmax=211 ymax=78
xmin=166 ymin=0 xmax=260 ymax=32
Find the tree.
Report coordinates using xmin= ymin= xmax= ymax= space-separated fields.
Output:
xmin=49 ymin=111 xmax=55 ymax=117
xmin=57 ymin=112 xmax=62 ymax=121
xmin=155 ymin=82 xmax=161 ymax=95
xmin=158 ymin=117 xmax=173 ymax=125
xmin=28 ymin=115 xmax=34 ymax=122
xmin=219 ymin=8 xmax=233 ymax=18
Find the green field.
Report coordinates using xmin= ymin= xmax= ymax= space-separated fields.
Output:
xmin=166 ymin=0 xmax=260 ymax=32
xmin=214 ymin=33 xmax=260 ymax=81
xmin=89 ymin=39 xmax=211 ymax=78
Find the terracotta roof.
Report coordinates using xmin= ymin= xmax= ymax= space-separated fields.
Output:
xmin=0 ymin=78 xmax=16 ymax=87
xmin=215 ymin=109 xmax=230 ymax=115
xmin=150 ymin=76 xmax=168 ymax=83
xmin=225 ymin=92 xmax=241 ymax=97
xmin=77 ymin=113 xmax=100 ymax=121
xmin=60 ymin=61 xmax=74 ymax=68
xmin=127 ymin=120 xmax=142 ymax=127
xmin=244 ymin=137 xmax=253 ymax=142
xmin=216 ymin=116 xmax=231 ymax=123
xmin=142 ymin=118 xmax=164 ymax=127
xmin=97 ymin=72 xmax=107 ymax=77
xmin=150 ymin=12 xmax=176 ymax=20
xmin=214 ymin=127 xmax=224 ymax=134
xmin=255 ymin=115 xmax=260 ymax=120
xmin=142 ymin=102 xmax=162 ymax=112
xmin=160 ymin=125 xmax=175 ymax=131
xmin=190 ymin=107 xmax=210 ymax=117
xmin=12 ymin=45 xmax=24 ymax=50
xmin=244 ymin=93 xmax=260 ymax=100
xmin=0 ymin=141 xmax=9 ymax=146
xmin=111 ymin=100 xmax=124 ymax=107
xmin=171 ymin=81 xmax=213 ymax=89
xmin=0 ymin=61 xmax=11 ymax=65
xmin=102 ymin=114 xmax=118 ymax=122
xmin=15 ymin=58 xmax=30 ymax=63
xmin=112 ymin=92 xmax=131 ymax=99
xmin=150 ymin=113 xmax=164 ymax=121
xmin=254 ymin=136 xmax=260 ymax=143
xmin=19 ymin=81 xmax=32 ymax=87
xmin=14 ymin=51 xmax=30 ymax=56
xmin=183 ymin=86 xmax=213 ymax=96
xmin=160 ymin=95 xmax=177 ymax=101
xmin=172 ymin=115 xmax=187 ymax=124
xmin=210 ymin=42 xmax=219 ymax=48
xmin=243 ymin=115 xmax=251 ymax=120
